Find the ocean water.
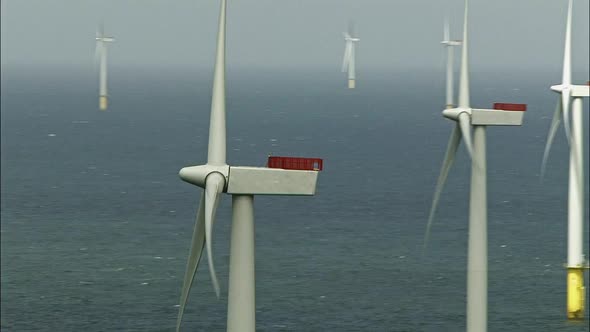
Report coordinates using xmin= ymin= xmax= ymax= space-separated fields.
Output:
xmin=1 ymin=66 xmax=589 ymax=331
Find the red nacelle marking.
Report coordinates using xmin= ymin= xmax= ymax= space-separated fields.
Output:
xmin=493 ymin=103 xmax=527 ymax=112
xmin=267 ymin=156 xmax=323 ymax=171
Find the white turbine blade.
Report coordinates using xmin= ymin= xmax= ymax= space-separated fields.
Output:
xmin=341 ymin=42 xmax=351 ymax=72
xmin=205 ymin=173 xmax=225 ymax=298
xmin=348 ymin=20 xmax=355 ymax=37
xmin=98 ymin=22 xmax=104 ymax=40
xmin=207 ymin=0 xmax=227 ymax=166
xmin=458 ymin=112 xmax=473 ymax=158
xmin=176 ymin=195 xmax=206 ymax=332
xmin=445 ymin=44 xmax=454 ymax=108
xmin=457 ymin=0 xmax=470 ymax=109
xmin=562 ymin=0 xmax=572 ymax=86
xmin=443 ymin=17 xmax=450 ymax=41
xmin=562 ymin=89 xmax=572 ymax=144
xmin=424 ymin=124 xmax=461 ymax=252
xmin=540 ymin=99 xmax=562 ymax=181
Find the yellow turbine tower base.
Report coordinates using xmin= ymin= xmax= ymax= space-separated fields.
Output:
xmin=567 ymin=267 xmax=586 ymax=319
xmin=99 ymin=96 xmax=108 ymax=111
xmin=348 ymin=79 xmax=356 ymax=89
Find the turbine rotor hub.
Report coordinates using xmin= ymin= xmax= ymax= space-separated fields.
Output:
xmin=179 ymin=164 xmax=229 ymax=190
xmin=442 ymin=107 xmax=471 ymax=121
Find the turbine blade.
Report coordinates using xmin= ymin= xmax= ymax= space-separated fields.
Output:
xmin=176 ymin=195 xmax=206 ymax=332
xmin=205 ymin=173 xmax=225 ymax=298
xmin=562 ymin=0 xmax=572 ymax=86
xmin=457 ymin=0 xmax=470 ymax=108
xmin=562 ymin=89 xmax=572 ymax=144
xmin=424 ymin=124 xmax=461 ymax=252
xmin=443 ymin=17 xmax=450 ymax=41
xmin=445 ymin=44 xmax=454 ymax=108
xmin=540 ymin=100 xmax=562 ymax=181
xmin=99 ymin=21 xmax=104 ymax=39
xmin=458 ymin=112 xmax=473 ymax=159
xmin=348 ymin=20 xmax=355 ymax=37
xmin=207 ymin=0 xmax=227 ymax=166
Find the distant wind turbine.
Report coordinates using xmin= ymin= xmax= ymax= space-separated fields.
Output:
xmin=540 ymin=0 xmax=590 ymax=320
xmin=95 ymin=24 xmax=114 ymax=111
xmin=441 ymin=17 xmax=462 ymax=109
xmin=423 ymin=1 xmax=526 ymax=331
xmin=175 ymin=1 xmax=322 ymax=331
xmin=341 ymin=21 xmax=359 ymax=89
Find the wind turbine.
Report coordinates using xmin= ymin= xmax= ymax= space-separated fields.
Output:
xmin=424 ymin=1 xmax=526 ymax=331
xmin=341 ymin=21 xmax=360 ymax=89
xmin=95 ymin=24 xmax=114 ymax=111
xmin=540 ymin=0 xmax=590 ymax=320
xmin=175 ymin=1 xmax=322 ymax=331
xmin=441 ymin=17 xmax=462 ymax=109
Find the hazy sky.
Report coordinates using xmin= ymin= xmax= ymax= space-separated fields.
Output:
xmin=1 ymin=0 xmax=589 ymax=72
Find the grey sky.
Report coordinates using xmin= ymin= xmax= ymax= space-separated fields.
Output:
xmin=1 ymin=0 xmax=589 ymax=72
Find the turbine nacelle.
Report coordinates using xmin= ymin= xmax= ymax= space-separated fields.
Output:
xmin=96 ymin=37 xmax=115 ymax=42
xmin=441 ymin=40 xmax=462 ymax=46
xmin=343 ymin=32 xmax=359 ymax=43
xmin=442 ymin=106 xmax=526 ymax=126
xmin=180 ymin=163 xmax=319 ymax=196
xmin=551 ymin=84 xmax=569 ymax=93
xmin=551 ymin=84 xmax=590 ymax=97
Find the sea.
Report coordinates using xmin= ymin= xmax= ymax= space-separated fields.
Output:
xmin=1 ymin=65 xmax=589 ymax=331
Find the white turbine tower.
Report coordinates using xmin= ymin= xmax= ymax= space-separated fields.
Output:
xmin=95 ymin=24 xmax=114 ymax=111
xmin=341 ymin=22 xmax=359 ymax=89
xmin=441 ymin=17 xmax=462 ymax=109
xmin=175 ymin=1 xmax=322 ymax=331
xmin=424 ymin=1 xmax=526 ymax=331
xmin=540 ymin=0 xmax=590 ymax=320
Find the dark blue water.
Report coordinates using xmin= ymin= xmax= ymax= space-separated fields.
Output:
xmin=1 ymin=66 xmax=589 ymax=331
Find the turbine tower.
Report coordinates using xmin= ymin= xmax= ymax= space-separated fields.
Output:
xmin=175 ymin=1 xmax=322 ymax=331
xmin=441 ymin=17 xmax=462 ymax=109
xmin=424 ymin=1 xmax=526 ymax=331
xmin=95 ymin=24 xmax=114 ymax=111
xmin=341 ymin=21 xmax=360 ymax=89
xmin=540 ymin=0 xmax=590 ymax=320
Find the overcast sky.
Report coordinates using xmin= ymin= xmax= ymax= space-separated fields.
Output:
xmin=1 ymin=0 xmax=589 ymax=72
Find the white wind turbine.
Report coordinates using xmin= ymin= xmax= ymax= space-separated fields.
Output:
xmin=95 ymin=24 xmax=114 ymax=111
xmin=424 ymin=1 xmax=526 ymax=331
xmin=441 ymin=17 xmax=462 ymax=109
xmin=341 ymin=22 xmax=360 ymax=89
xmin=540 ymin=0 xmax=590 ymax=320
xmin=175 ymin=1 xmax=322 ymax=331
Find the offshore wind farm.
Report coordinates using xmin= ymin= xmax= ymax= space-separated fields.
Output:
xmin=1 ymin=0 xmax=589 ymax=331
